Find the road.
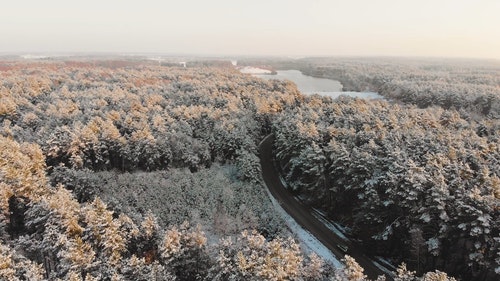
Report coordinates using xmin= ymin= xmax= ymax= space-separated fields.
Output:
xmin=259 ymin=134 xmax=393 ymax=280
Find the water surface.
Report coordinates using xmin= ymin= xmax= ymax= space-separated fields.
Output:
xmin=255 ymin=70 xmax=383 ymax=100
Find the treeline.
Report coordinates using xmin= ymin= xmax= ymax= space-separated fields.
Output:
xmin=272 ymin=95 xmax=499 ymax=280
xmin=299 ymin=57 xmax=500 ymax=118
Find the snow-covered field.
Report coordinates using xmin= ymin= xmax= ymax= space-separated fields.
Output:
xmin=238 ymin=66 xmax=273 ymax=74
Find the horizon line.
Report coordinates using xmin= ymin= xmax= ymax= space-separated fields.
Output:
xmin=0 ymin=51 xmax=499 ymax=62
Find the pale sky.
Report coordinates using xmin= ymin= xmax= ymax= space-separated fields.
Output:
xmin=1 ymin=0 xmax=500 ymax=59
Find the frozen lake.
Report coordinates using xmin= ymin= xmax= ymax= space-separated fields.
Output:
xmin=254 ymin=70 xmax=383 ymax=100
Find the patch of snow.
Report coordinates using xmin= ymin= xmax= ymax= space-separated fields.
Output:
xmin=426 ymin=237 xmax=440 ymax=253
xmin=333 ymin=223 xmax=352 ymax=235
xmin=469 ymin=252 xmax=482 ymax=261
xmin=239 ymin=66 xmax=273 ymax=74
xmin=471 ymin=226 xmax=483 ymax=235
xmin=371 ymin=259 xmax=396 ymax=277
xmin=21 ymin=54 xmax=49 ymax=59
xmin=277 ymin=174 xmax=289 ymax=191
xmin=420 ymin=213 xmax=431 ymax=223
xmin=374 ymin=256 xmax=397 ymax=271
xmin=294 ymin=194 xmax=307 ymax=201
xmin=382 ymin=200 xmax=393 ymax=207
xmin=313 ymin=91 xmax=384 ymax=100
xmin=312 ymin=208 xmax=328 ymax=217
xmin=439 ymin=211 xmax=449 ymax=221
xmin=311 ymin=208 xmax=349 ymax=242
xmin=439 ymin=224 xmax=448 ymax=233
xmin=274 ymin=168 xmax=349 ymax=256
xmin=373 ymin=225 xmax=393 ymax=241
xmin=264 ymin=188 xmax=343 ymax=269
xmin=477 ymin=214 xmax=491 ymax=226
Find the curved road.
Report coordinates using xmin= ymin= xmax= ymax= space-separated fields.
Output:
xmin=259 ymin=134 xmax=393 ymax=280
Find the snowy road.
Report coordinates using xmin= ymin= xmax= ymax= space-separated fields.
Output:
xmin=259 ymin=134 xmax=394 ymax=280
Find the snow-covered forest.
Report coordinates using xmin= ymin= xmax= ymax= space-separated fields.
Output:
xmin=0 ymin=60 xmax=317 ymax=280
xmin=299 ymin=57 xmax=500 ymax=119
xmin=270 ymin=58 xmax=500 ymax=280
xmin=0 ymin=58 xmax=497 ymax=280
xmin=273 ymin=96 xmax=499 ymax=279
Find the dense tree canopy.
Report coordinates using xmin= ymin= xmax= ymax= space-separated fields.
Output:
xmin=272 ymin=95 xmax=499 ymax=280
xmin=0 ymin=61 xmax=302 ymax=172
xmin=1 ymin=58 xmax=494 ymax=280
xmin=299 ymin=57 xmax=500 ymax=119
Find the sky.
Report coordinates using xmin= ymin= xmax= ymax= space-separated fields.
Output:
xmin=1 ymin=0 xmax=500 ymax=59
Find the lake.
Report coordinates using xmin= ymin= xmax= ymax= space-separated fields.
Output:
xmin=254 ymin=70 xmax=383 ymax=100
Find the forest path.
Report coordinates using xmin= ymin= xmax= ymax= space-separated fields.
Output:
xmin=259 ymin=134 xmax=393 ymax=280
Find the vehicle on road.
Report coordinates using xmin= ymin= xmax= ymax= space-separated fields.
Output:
xmin=337 ymin=244 xmax=349 ymax=253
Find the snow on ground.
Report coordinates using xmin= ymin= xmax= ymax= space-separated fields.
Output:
xmin=374 ymin=256 xmax=397 ymax=271
xmin=21 ymin=54 xmax=50 ymax=59
xmin=311 ymin=208 xmax=349 ymax=242
xmin=264 ymin=188 xmax=344 ymax=268
xmin=312 ymin=91 xmax=384 ymax=100
xmin=273 ymin=170 xmax=342 ymax=267
xmin=372 ymin=258 xmax=397 ymax=277
xmin=238 ymin=66 xmax=273 ymax=74
xmin=269 ymin=154 xmax=395 ymax=275
xmin=289 ymin=195 xmax=351 ymax=243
